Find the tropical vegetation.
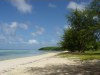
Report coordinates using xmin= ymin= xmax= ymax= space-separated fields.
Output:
xmin=59 ymin=0 xmax=100 ymax=52
xmin=39 ymin=46 xmax=62 ymax=51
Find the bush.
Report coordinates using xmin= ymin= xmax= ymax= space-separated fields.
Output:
xmin=59 ymin=0 xmax=100 ymax=52
xmin=39 ymin=46 xmax=62 ymax=51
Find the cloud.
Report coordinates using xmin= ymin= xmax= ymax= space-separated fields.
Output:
xmin=19 ymin=23 xmax=28 ymax=30
xmin=48 ymin=3 xmax=57 ymax=8
xmin=0 ymin=22 xmax=40 ymax=49
xmin=10 ymin=22 xmax=28 ymax=30
xmin=10 ymin=0 xmax=32 ymax=13
xmin=10 ymin=22 xmax=18 ymax=29
xmin=2 ymin=22 xmax=28 ymax=36
xmin=2 ymin=22 xmax=18 ymax=36
xmin=0 ymin=22 xmax=29 ymax=45
xmin=32 ymin=26 xmax=45 ymax=36
xmin=28 ymin=39 xmax=38 ymax=44
xmin=67 ymin=1 xmax=86 ymax=11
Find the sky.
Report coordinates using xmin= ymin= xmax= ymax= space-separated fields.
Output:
xmin=0 ymin=0 xmax=92 ymax=50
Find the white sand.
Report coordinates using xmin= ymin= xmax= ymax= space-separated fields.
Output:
xmin=0 ymin=52 xmax=79 ymax=75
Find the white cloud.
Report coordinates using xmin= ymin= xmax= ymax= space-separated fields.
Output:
xmin=67 ymin=1 xmax=85 ymax=11
xmin=32 ymin=26 xmax=45 ymax=36
xmin=10 ymin=22 xmax=18 ymax=29
xmin=10 ymin=22 xmax=28 ymax=30
xmin=0 ymin=22 xmax=40 ymax=49
xmin=28 ymin=39 xmax=38 ymax=44
xmin=11 ymin=0 xmax=32 ymax=13
xmin=2 ymin=22 xmax=18 ymax=36
xmin=0 ymin=22 xmax=43 ymax=48
xmin=0 ymin=33 xmax=25 ymax=44
xmin=48 ymin=3 xmax=57 ymax=8
xmin=2 ymin=22 xmax=28 ymax=36
xmin=19 ymin=23 xmax=28 ymax=30
xmin=0 ymin=22 xmax=29 ymax=45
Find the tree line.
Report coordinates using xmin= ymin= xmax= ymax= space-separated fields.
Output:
xmin=59 ymin=0 xmax=100 ymax=52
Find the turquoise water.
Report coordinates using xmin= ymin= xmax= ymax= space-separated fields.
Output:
xmin=0 ymin=50 xmax=46 ymax=61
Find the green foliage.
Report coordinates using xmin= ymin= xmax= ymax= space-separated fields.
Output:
xmin=89 ymin=0 xmax=100 ymax=41
xmin=60 ymin=28 xmax=80 ymax=52
xmin=39 ymin=46 xmax=62 ymax=51
xmin=58 ymin=50 xmax=100 ymax=60
xmin=97 ymin=42 xmax=100 ymax=49
xmin=89 ymin=0 xmax=100 ymax=16
xmin=59 ymin=0 xmax=100 ymax=52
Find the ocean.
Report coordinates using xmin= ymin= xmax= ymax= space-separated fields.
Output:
xmin=0 ymin=50 xmax=46 ymax=61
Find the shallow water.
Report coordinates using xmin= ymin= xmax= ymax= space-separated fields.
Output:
xmin=0 ymin=50 xmax=46 ymax=61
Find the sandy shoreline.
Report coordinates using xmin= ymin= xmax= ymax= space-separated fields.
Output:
xmin=0 ymin=52 xmax=63 ymax=75
xmin=0 ymin=51 xmax=99 ymax=75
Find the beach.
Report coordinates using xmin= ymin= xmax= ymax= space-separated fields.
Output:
xmin=0 ymin=52 xmax=100 ymax=75
xmin=0 ymin=52 xmax=59 ymax=74
xmin=0 ymin=51 xmax=75 ymax=75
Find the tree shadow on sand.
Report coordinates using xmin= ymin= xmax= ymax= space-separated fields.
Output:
xmin=27 ymin=61 xmax=100 ymax=75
